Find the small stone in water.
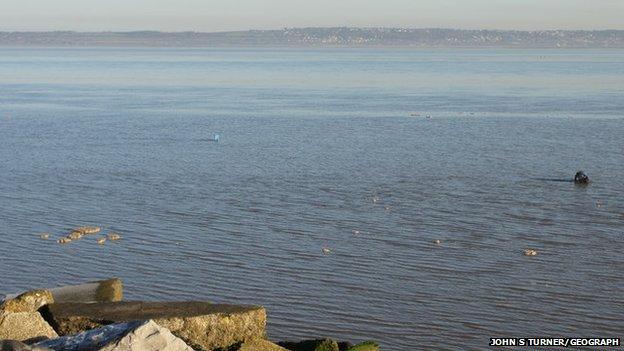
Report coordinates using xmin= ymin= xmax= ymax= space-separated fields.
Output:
xmin=75 ymin=226 xmax=101 ymax=235
xmin=523 ymin=249 xmax=538 ymax=256
xmin=322 ymin=247 xmax=332 ymax=254
xmin=97 ymin=237 xmax=107 ymax=245
xmin=57 ymin=237 xmax=72 ymax=244
xmin=107 ymin=233 xmax=121 ymax=241
xmin=433 ymin=239 xmax=441 ymax=245
xmin=39 ymin=233 xmax=50 ymax=240
xmin=68 ymin=231 xmax=84 ymax=240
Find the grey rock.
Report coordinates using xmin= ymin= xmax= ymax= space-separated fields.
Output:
xmin=36 ymin=320 xmax=193 ymax=351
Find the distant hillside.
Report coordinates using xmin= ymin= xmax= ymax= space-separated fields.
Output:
xmin=1 ymin=28 xmax=623 ymax=48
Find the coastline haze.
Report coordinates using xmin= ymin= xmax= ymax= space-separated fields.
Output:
xmin=1 ymin=0 xmax=624 ymax=31
xmin=1 ymin=47 xmax=623 ymax=350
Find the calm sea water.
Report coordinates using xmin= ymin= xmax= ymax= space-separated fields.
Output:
xmin=1 ymin=48 xmax=623 ymax=350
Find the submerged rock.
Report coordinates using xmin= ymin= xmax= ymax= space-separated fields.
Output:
xmin=0 ymin=312 xmax=58 ymax=343
xmin=523 ymin=249 xmax=538 ymax=256
xmin=67 ymin=231 xmax=83 ymax=241
xmin=56 ymin=238 xmax=71 ymax=244
xmin=62 ymin=227 xmax=102 ymax=242
xmin=74 ymin=226 xmax=101 ymax=235
xmin=107 ymin=233 xmax=121 ymax=241
xmin=41 ymin=301 xmax=267 ymax=351
xmin=36 ymin=320 xmax=193 ymax=351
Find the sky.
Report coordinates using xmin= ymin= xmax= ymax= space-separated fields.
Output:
xmin=0 ymin=0 xmax=622 ymax=32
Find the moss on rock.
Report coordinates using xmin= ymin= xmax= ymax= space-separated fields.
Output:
xmin=347 ymin=341 xmax=379 ymax=351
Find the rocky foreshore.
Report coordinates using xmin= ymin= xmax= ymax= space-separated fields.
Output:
xmin=0 ymin=279 xmax=379 ymax=351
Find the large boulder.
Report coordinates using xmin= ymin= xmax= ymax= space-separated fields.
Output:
xmin=0 ymin=312 xmax=58 ymax=343
xmin=0 ymin=290 xmax=54 ymax=313
xmin=35 ymin=320 xmax=193 ymax=351
xmin=41 ymin=301 xmax=266 ymax=351
xmin=0 ymin=340 xmax=51 ymax=351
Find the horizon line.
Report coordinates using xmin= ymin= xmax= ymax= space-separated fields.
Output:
xmin=2 ymin=27 xmax=624 ymax=34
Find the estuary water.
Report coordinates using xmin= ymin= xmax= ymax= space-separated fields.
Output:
xmin=0 ymin=48 xmax=623 ymax=350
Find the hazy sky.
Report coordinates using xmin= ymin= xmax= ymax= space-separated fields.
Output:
xmin=1 ymin=0 xmax=622 ymax=31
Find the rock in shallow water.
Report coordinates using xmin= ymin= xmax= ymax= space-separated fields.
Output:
xmin=41 ymin=301 xmax=266 ymax=351
xmin=73 ymin=226 xmax=101 ymax=235
xmin=35 ymin=320 xmax=193 ymax=351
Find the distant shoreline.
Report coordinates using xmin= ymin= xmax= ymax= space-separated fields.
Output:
xmin=2 ymin=27 xmax=623 ymax=48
